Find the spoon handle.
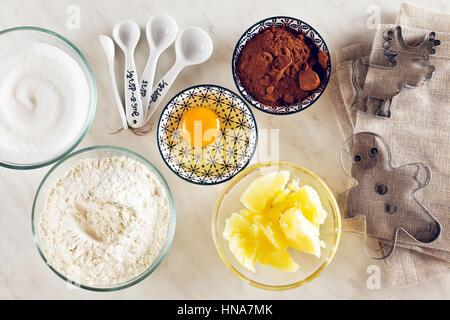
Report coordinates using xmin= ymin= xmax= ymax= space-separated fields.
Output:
xmin=110 ymin=62 xmax=129 ymax=130
xmin=140 ymin=50 xmax=159 ymax=118
xmin=143 ymin=63 xmax=182 ymax=124
xmin=124 ymin=55 xmax=144 ymax=128
xmin=98 ymin=35 xmax=128 ymax=130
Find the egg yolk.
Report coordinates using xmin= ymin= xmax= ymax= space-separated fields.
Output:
xmin=180 ymin=107 xmax=221 ymax=147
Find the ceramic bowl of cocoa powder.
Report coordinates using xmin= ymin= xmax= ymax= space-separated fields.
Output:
xmin=232 ymin=16 xmax=331 ymax=115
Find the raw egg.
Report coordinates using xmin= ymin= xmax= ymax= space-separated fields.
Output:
xmin=180 ymin=107 xmax=221 ymax=147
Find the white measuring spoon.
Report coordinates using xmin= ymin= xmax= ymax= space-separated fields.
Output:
xmin=113 ymin=20 xmax=145 ymax=128
xmin=98 ymin=35 xmax=128 ymax=130
xmin=143 ymin=26 xmax=213 ymax=124
xmin=140 ymin=15 xmax=178 ymax=116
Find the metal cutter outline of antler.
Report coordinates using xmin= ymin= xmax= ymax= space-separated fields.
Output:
xmin=351 ymin=25 xmax=441 ymax=118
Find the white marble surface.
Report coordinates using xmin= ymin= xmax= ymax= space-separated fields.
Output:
xmin=0 ymin=0 xmax=449 ymax=299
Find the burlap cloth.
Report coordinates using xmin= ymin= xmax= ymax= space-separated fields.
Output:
xmin=327 ymin=3 xmax=450 ymax=288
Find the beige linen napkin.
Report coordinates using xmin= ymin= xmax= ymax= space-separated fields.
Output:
xmin=328 ymin=3 xmax=450 ymax=288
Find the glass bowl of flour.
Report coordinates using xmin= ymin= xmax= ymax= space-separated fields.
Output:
xmin=0 ymin=27 xmax=96 ymax=169
xmin=31 ymin=146 xmax=176 ymax=291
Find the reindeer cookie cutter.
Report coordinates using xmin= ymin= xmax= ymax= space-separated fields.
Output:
xmin=339 ymin=131 xmax=441 ymax=260
xmin=351 ymin=25 xmax=440 ymax=118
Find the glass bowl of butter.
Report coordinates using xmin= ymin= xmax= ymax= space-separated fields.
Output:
xmin=212 ymin=161 xmax=341 ymax=290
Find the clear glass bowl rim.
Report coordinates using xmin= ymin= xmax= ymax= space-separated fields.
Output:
xmin=0 ymin=26 xmax=97 ymax=170
xmin=212 ymin=161 xmax=341 ymax=290
xmin=31 ymin=145 xmax=177 ymax=292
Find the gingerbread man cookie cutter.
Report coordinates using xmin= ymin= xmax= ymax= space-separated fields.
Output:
xmin=339 ymin=132 xmax=441 ymax=260
xmin=351 ymin=25 xmax=440 ymax=118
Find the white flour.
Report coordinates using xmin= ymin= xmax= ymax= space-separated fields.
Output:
xmin=38 ymin=156 xmax=170 ymax=286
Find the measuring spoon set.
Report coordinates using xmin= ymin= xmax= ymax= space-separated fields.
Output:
xmin=99 ymin=15 xmax=213 ymax=130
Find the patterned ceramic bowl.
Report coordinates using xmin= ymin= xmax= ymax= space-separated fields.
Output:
xmin=232 ymin=16 xmax=331 ymax=115
xmin=157 ymin=85 xmax=258 ymax=185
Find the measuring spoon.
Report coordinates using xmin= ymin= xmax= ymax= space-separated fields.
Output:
xmin=143 ymin=26 xmax=213 ymax=124
xmin=113 ymin=20 xmax=145 ymax=128
xmin=99 ymin=34 xmax=128 ymax=130
xmin=140 ymin=15 xmax=178 ymax=116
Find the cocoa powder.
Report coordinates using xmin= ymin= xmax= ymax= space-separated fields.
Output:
xmin=236 ymin=25 xmax=329 ymax=107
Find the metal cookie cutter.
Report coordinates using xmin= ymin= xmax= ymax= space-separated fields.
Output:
xmin=351 ymin=25 xmax=440 ymax=118
xmin=339 ymin=132 xmax=441 ymax=259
